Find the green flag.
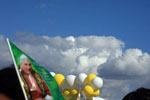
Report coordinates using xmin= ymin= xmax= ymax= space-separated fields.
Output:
xmin=7 ymin=39 xmax=65 ymax=100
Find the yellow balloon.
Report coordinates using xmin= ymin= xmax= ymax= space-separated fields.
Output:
xmin=93 ymin=89 xmax=100 ymax=97
xmin=63 ymin=88 xmax=70 ymax=96
xmin=71 ymin=88 xmax=79 ymax=96
xmin=86 ymin=73 xmax=96 ymax=85
xmin=54 ymin=74 xmax=65 ymax=87
xmin=83 ymin=85 xmax=94 ymax=96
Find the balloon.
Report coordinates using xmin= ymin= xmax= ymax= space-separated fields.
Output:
xmin=93 ymin=89 xmax=100 ymax=97
xmin=77 ymin=73 xmax=87 ymax=85
xmin=63 ymin=88 xmax=70 ymax=96
xmin=65 ymin=75 xmax=76 ymax=88
xmin=50 ymin=72 xmax=55 ymax=77
xmin=71 ymin=88 xmax=79 ymax=96
xmin=91 ymin=77 xmax=103 ymax=89
xmin=93 ymin=97 xmax=105 ymax=100
xmin=83 ymin=85 xmax=94 ymax=96
xmin=54 ymin=74 xmax=65 ymax=87
xmin=86 ymin=73 xmax=96 ymax=85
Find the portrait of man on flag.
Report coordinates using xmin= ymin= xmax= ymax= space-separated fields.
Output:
xmin=19 ymin=54 xmax=51 ymax=100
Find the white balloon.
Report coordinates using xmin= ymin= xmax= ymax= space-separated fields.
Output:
xmin=65 ymin=75 xmax=76 ymax=88
xmin=77 ymin=73 xmax=87 ymax=85
xmin=92 ymin=77 xmax=103 ymax=89
xmin=93 ymin=97 xmax=106 ymax=100
xmin=50 ymin=72 xmax=56 ymax=77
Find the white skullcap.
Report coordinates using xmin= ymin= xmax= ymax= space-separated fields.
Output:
xmin=20 ymin=54 xmax=28 ymax=64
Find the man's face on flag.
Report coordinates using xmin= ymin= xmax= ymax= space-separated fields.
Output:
xmin=21 ymin=59 xmax=32 ymax=74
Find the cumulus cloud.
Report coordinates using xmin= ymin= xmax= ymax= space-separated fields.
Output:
xmin=0 ymin=34 xmax=150 ymax=100
xmin=1 ymin=34 xmax=123 ymax=75
xmin=98 ymin=49 xmax=150 ymax=78
xmin=100 ymin=79 xmax=130 ymax=100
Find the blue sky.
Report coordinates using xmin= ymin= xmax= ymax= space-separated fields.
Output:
xmin=0 ymin=0 xmax=149 ymax=52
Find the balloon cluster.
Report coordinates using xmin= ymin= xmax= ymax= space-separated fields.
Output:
xmin=50 ymin=72 xmax=103 ymax=100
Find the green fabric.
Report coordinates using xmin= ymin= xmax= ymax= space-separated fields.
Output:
xmin=9 ymin=40 xmax=65 ymax=100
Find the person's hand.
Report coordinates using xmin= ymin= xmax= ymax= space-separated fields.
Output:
xmin=35 ymin=98 xmax=46 ymax=100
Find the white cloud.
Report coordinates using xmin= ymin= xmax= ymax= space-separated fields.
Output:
xmin=98 ymin=49 xmax=150 ymax=78
xmin=4 ymin=35 xmax=123 ymax=75
xmin=100 ymin=78 xmax=132 ymax=100
xmin=0 ymin=34 xmax=150 ymax=100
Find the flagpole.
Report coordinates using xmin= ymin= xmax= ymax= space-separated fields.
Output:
xmin=6 ymin=38 xmax=28 ymax=100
